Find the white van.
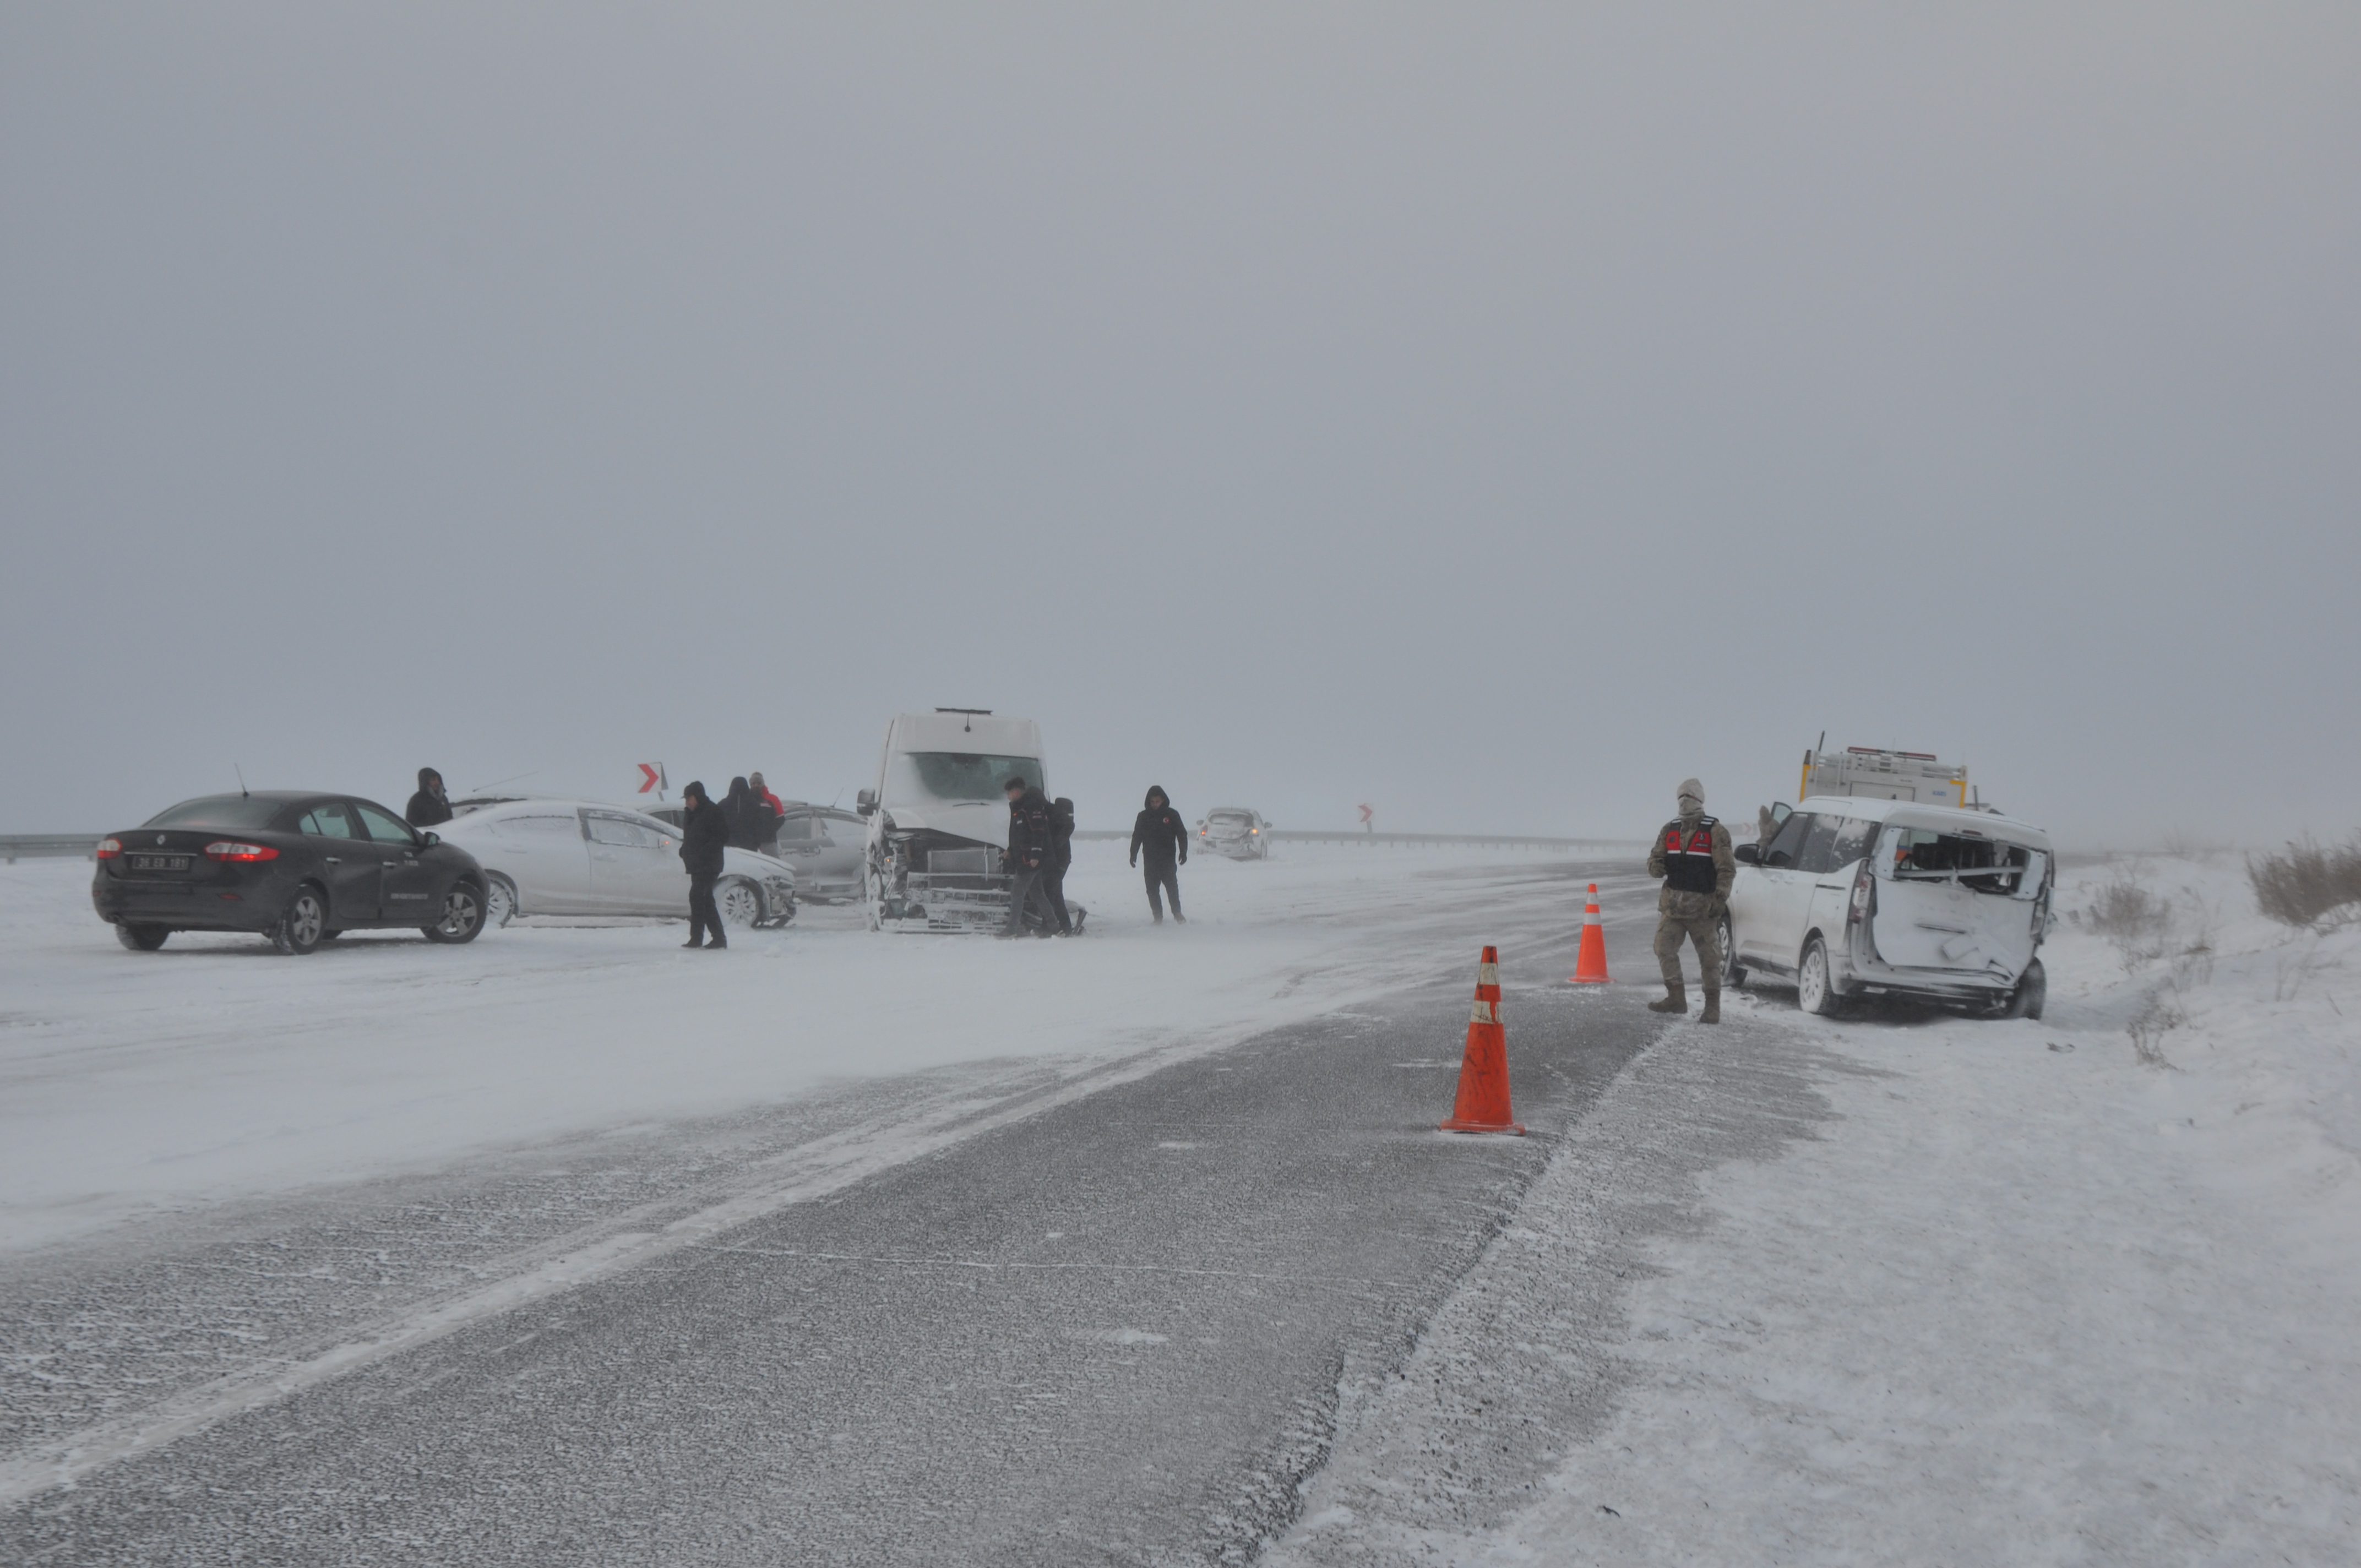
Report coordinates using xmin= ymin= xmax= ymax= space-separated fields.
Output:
xmin=1723 ymin=796 xmax=2054 ymax=1018
xmin=856 ymin=710 xmax=1079 ymax=934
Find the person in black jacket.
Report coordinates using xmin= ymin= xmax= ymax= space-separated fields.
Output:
xmin=405 ymin=768 xmax=453 ymax=829
xmin=1039 ymin=795 xmax=1078 ymax=936
xmin=678 ymin=780 xmax=730 ymax=949
xmin=722 ymin=776 xmax=771 ymax=853
xmin=1000 ymin=775 xmax=1057 ymax=938
xmin=1130 ymin=785 xmax=1188 ymax=923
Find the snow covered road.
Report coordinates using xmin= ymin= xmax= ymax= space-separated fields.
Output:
xmin=2 ymin=848 xmax=1664 ymax=1562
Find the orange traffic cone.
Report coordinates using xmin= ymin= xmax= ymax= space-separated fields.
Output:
xmin=1568 ymin=884 xmax=1610 ymax=984
xmin=1441 ymin=946 xmax=1524 ymax=1135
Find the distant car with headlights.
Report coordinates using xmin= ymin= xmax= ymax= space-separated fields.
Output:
xmin=434 ymin=798 xmax=795 ymax=929
xmin=92 ymin=791 xmax=489 ymax=954
xmin=1195 ymin=807 xmax=1273 ymax=860
xmin=1723 ymin=796 xmax=2053 ymax=1018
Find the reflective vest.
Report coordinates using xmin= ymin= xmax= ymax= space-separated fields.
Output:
xmin=1660 ymin=816 xmax=1721 ymax=895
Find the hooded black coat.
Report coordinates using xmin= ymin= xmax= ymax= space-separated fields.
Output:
xmin=1130 ymin=788 xmax=1188 ymax=870
xmin=678 ymin=785 xmax=730 ymax=878
xmin=723 ymin=777 xmax=773 ymax=852
xmin=1006 ymin=786 xmax=1054 ymax=867
xmin=1048 ymin=797 xmax=1076 ymax=875
xmin=405 ymin=769 xmax=453 ymax=829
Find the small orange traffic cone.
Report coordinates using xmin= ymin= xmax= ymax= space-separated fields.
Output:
xmin=1569 ymin=884 xmax=1610 ymax=984
xmin=1441 ymin=946 xmax=1524 ymax=1135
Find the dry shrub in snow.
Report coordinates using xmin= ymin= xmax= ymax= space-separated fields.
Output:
xmin=2085 ymin=867 xmax=2173 ymax=972
xmin=2247 ymin=835 xmax=2361 ymax=930
xmin=2127 ymin=989 xmax=2187 ymax=1070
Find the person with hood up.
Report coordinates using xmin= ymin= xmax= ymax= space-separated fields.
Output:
xmin=678 ymin=780 xmax=731 ymax=948
xmin=405 ymin=768 xmax=453 ymax=829
xmin=1645 ymin=777 xmax=1734 ymax=1021
xmin=1129 ymin=786 xmax=1188 ymax=923
xmin=999 ymin=775 xmax=1058 ymax=937
xmin=722 ymin=776 xmax=773 ymax=853
xmin=1038 ymin=795 xmax=1078 ymax=935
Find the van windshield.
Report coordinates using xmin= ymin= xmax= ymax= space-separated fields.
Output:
xmin=904 ymin=753 xmax=1044 ymax=802
xmin=1879 ymin=826 xmax=2047 ymax=897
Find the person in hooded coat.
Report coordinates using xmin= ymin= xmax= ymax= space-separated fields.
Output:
xmin=405 ymin=768 xmax=452 ymax=829
xmin=1129 ymin=785 xmax=1188 ymax=923
xmin=1038 ymin=795 xmax=1078 ymax=935
xmin=678 ymin=780 xmax=730 ymax=948
xmin=722 ymin=776 xmax=770 ymax=853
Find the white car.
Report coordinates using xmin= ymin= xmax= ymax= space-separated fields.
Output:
xmin=1722 ymin=796 xmax=2053 ymax=1018
xmin=1196 ymin=807 xmax=1273 ymax=860
xmin=436 ymin=798 xmax=796 ymax=929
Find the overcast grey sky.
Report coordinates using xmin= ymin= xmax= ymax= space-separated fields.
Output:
xmin=6 ymin=4 xmax=2355 ymax=846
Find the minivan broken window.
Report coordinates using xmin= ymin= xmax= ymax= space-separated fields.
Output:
xmin=1877 ymin=827 xmax=2046 ymax=897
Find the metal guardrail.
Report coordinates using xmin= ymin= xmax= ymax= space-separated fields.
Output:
xmin=2 ymin=835 xmax=102 ymax=863
xmin=1070 ymin=830 xmax=1616 ymax=851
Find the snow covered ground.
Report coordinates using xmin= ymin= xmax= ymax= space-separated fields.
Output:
xmin=1270 ymin=853 xmax=2361 ymax=1565
xmin=0 ymin=840 xmax=1599 ymax=1258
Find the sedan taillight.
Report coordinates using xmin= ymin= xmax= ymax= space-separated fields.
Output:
xmin=96 ymin=837 xmax=121 ymax=858
xmin=204 ymin=841 xmax=280 ymax=862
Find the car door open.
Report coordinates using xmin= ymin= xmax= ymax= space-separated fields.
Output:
xmin=1869 ymin=825 xmax=2048 ymax=979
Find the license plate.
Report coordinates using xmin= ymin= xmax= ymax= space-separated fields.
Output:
xmin=128 ymin=854 xmax=192 ymax=873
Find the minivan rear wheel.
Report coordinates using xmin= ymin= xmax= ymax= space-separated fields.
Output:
xmin=2000 ymin=957 xmax=2047 ymax=1020
xmin=1797 ymin=937 xmax=1845 ymax=1017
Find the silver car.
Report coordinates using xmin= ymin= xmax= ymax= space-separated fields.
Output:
xmin=437 ymin=798 xmax=795 ymax=929
xmin=1195 ymin=807 xmax=1273 ymax=861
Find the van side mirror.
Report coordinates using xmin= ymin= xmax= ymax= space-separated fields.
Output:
xmin=855 ymin=789 xmax=877 ymax=818
xmin=1734 ymin=842 xmax=1760 ymax=865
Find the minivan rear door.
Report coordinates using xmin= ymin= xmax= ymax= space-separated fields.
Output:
xmin=1870 ymin=826 xmax=2047 ymax=978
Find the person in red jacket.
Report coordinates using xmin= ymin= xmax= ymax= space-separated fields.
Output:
xmin=748 ymin=772 xmax=785 ymax=854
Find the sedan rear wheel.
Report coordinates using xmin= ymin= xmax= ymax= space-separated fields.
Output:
xmin=116 ymin=923 xmax=170 ymax=952
xmin=423 ymin=883 xmax=485 ymax=944
xmin=484 ymin=874 xmax=519 ymax=928
xmin=272 ymin=889 xmax=328 ymax=955
xmin=716 ymin=876 xmax=764 ymax=929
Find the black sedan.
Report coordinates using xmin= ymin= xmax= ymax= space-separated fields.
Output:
xmin=91 ymin=791 xmax=489 ymax=954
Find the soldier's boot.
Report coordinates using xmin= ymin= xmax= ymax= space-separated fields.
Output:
xmin=1699 ymin=988 xmax=1721 ymax=1024
xmin=1647 ymin=981 xmax=1688 ymax=1015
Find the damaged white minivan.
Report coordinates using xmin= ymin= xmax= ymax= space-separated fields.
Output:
xmin=1722 ymin=797 xmax=2054 ymax=1019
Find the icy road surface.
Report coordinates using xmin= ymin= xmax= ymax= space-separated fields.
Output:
xmin=1 ymin=842 xmax=1667 ymax=1562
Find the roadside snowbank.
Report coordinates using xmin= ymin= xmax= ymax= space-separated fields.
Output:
xmin=0 ymin=842 xmax=1592 ymax=1257
xmin=1272 ymin=854 xmax=2361 ymax=1565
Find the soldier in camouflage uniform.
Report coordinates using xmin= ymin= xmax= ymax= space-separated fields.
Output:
xmin=1646 ymin=778 xmax=1734 ymax=1023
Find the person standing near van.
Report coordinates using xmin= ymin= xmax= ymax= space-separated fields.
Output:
xmin=1040 ymin=796 xmax=1078 ymax=935
xmin=1130 ymin=786 xmax=1188 ymax=923
xmin=1646 ymin=777 xmax=1733 ymax=1021
xmin=679 ymin=780 xmax=730 ymax=949
xmin=1000 ymin=775 xmax=1056 ymax=937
